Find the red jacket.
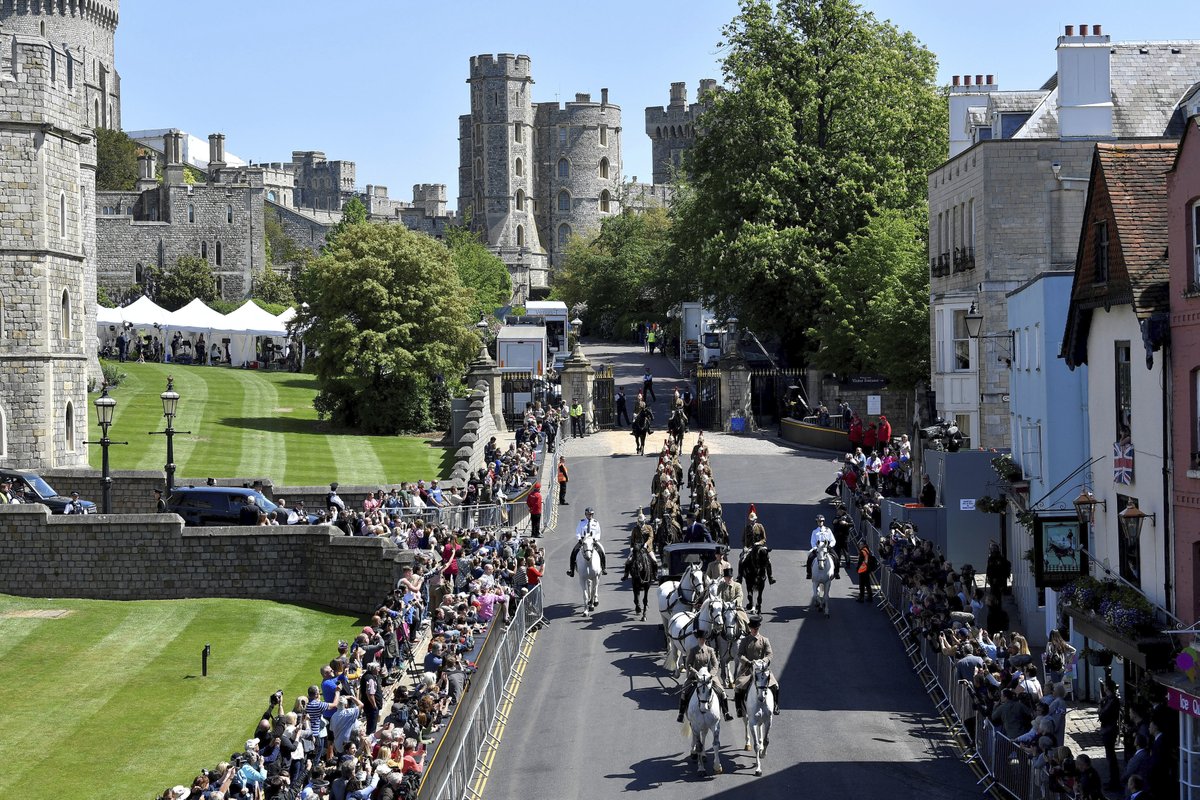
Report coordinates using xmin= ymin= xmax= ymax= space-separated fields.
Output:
xmin=527 ymin=489 xmax=543 ymax=515
xmin=849 ymin=418 xmax=863 ymax=445
xmin=878 ymin=419 xmax=892 ymax=446
xmin=863 ymin=426 xmax=877 ymax=448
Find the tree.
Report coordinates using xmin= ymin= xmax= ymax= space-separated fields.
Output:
xmin=808 ymin=209 xmax=930 ymax=388
xmin=298 ymin=223 xmax=477 ymax=433
xmin=95 ymin=128 xmax=139 ymax=191
xmin=553 ymin=207 xmax=673 ymax=339
xmin=151 ymin=255 xmax=217 ymax=311
xmin=673 ymin=0 xmax=945 ymax=362
xmin=97 ymin=285 xmax=117 ymax=308
xmin=446 ymin=225 xmax=512 ymax=321
xmin=323 ymin=197 xmax=368 ymax=252
xmin=251 ymin=267 xmax=296 ymax=306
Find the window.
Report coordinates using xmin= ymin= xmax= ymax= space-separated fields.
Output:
xmin=1191 ymin=368 xmax=1200 ymax=469
xmin=558 ymin=224 xmax=571 ymax=247
xmin=515 ymin=157 xmax=523 ymax=177
xmin=474 ymin=158 xmax=482 ymax=181
xmin=201 ymin=241 xmax=208 ymax=260
xmin=515 ymin=189 xmax=525 ymax=211
xmin=557 ymin=158 xmax=570 ymax=179
xmin=226 ymin=204 xmax=233 ymax=224
xmin=49 ymin=48 xmax=55 ymax=82
xmin=135 ymin=263 xmax=143 ymax=284
xmin=59 ymin=193 xmax=66 ymax=238
xmin=60 ymin=289 xmax=70 ymax=339
xmin=215 ymin=276 xmax=224 ymax=297
xmin=1115 ymin=341 xmax=1132 ymax=443
xmin=599 ymin=125 xmax=608 ymax=146
xmin=1192 ymin=201 xmax=1200 ymax=288
xmin=65 ymin=51 xmax=72 ymax=88
xmin=187 ymin=204 xmax=195 ymax=223
xmin=64 ymin=401 xmax=74 ymax=453
xmin=559 ymin=127 xmax=567 ymax=145
xmin=557 ymin=190 xmax=571 ymax=212
xmin=599 ymin=158 xmax=609 ymax=179
xmin=473 ymin=124 xmax=481 ymax=145
xmin=514 ymin=122 xmax=522 ymax=143
xmin=1116 ymin=492 xmax=1141 ymax=586
xmin=599 ymin=189 xmax=611 ymax=213
xmin=157 ymin=239 xmax=164 ymax=268
xmin=952 ymin=309 xmax=972 ymax=371
xmin=516 ymin=225 xmax=525 ymax=248
xmin=215 ymin=241 xmax=222 ymax=266
xmin=1094 ymin=221 xmax=1109 ymax=283
xmin=267 ymin=190 xmax=277 ymax=203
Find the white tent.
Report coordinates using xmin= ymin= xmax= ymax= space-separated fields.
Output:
xmin=216 ymin=301 xmax=289 ymax=367
xmin=276 ymin=306 xmax=297 ymax=327
xmin=96 ymin=305 xmax=124 ymax=326
xmin=168 ymin=298 xmax=228 ymax=333
xmin=120 ymin=295 xmax=172 ymax=328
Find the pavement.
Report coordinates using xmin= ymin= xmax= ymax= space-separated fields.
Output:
xmin=477 ymin=341 xmax=980 ymax=799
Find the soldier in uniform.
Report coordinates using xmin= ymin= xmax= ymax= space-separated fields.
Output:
xmin=677 ymin=628 xmax=733 ymax=723
xmin=705 ymin=546 xmax=732 ymax=585
xmin=715 ymin=566 xmax=749 ymax=629
xmin=734 ymin=616 xmax=781 ymax=716
xmin=739 ymin=508 xmax=776 ymax=585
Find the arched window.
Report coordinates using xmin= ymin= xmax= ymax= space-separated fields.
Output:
xmin=557 ymin=158 xmax=569 ymax=179
xmin=64 ymin=401 xmax=75 ymax=453
xmin=558 ymin=190 xmax=571 ymax=212
xmin=201 ymin=241 xmax=208 ymax=260
xmin=557 ymin=224 xmax=572 ymax=248
xmin=187 ymin=204 xmax=195 ymax=223
xmin=600 ymin=190 xmax=611 ymax=213
xmin=474 ymin=158 xmax=483 ymax=181
xmin=59 ymin=193 xmax=66 ymax=238
xmin=135 ymin=263 xmax=143 ymax=284
xmin=39 ymin=20 xmax=45 ymax=36
xmin=515 ymin=189 xmax=525 ymax=211
xmin=514 ymin=122 xmax=522 ymax=143
xmin=599 ymin=158 xmax=609 ymax=179
xmin=515 ymin=157 xmax=523 ymax=177
xmin=215 ymin=241 xmax=223 ymax=266
xmin=93 ymin=99 xmax=99 ymax=126
xmin=0 ymin=405 xmax=7 ymax=458
xmin=267 ymin=190 xmax=277 ymax=202
xmin=60 ymin=288 xmax=70 ymax=339
xmin=656 ymin=126 xmax=662 ymax=139
xmin=215 ymin=276 xmax=224 ymax=297
xmin=226 ymin=204 xmax=233 ymax=224
xmin=516 ymin=225 xmax=525 ymax=248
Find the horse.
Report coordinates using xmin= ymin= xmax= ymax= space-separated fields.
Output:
xmin=712 ymin=599 xmax=746 ymax=686
xmin=626 ymin=544 xmax=657 ymax=621
xmin=576 ymin=534 xmax=602 ymax=618
xmin=667 ymin=409 xmax=687 ymax=449
xmin=659 ymin=562 xmax=709 ymax=647
xmin=682 ymin=667 xmax=723 ymax=776
xmin=743 ymin=658 xmax=773 ymax=776
xmin=809 ymin=540 xmax=835 ymax=617
xmin=665 ymin=607 xmax=701 ymax=677
xmin=632 ymin=407 xmax=653 ymax=455
xmin=740 ymin=545 xmax=771 ymax=616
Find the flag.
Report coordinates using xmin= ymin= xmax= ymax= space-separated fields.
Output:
xmin=1113 ymin=441 xmax=1134 ymax=485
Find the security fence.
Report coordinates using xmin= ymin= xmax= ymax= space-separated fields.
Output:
xmin=592 ymin=364 xmax=615 ymax=429
xmin=695 ymin=368 xmax=723 ymax=431
xmin=417 ymin=584 xmax=546 ymax=800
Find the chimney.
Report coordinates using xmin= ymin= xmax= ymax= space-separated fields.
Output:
xmin=1065 ymin=25 xmax=1074 ymax=36
xmin=135 ymin=151 xmax=156 ymax=192
xmin=163 ymin=130 xmax=185 ymax=186
xmin=574 ymin=92 xmax=590 ymax=103
xmin=975 ymin=74 xmax=984 ymax=85
xmin=669 ymin=81 xmax=687 ymax=107
xmin=600 ymin=87 xmax=608 ymax=107
xmin=1057 ymin=22 xmax=1113 ymax=139
xmin=952 ymin=75 xmax=961 ymax=86
xmin=964 ymin=75 xmax=973 ymax=86
xmin=1093 ymin=24 xmax=1101 ymax=35
xmin=986 ymin=74 xmax=994 ymax=85
xmin=948 ymin=71 xmax=994 ymax=158
xmin=208 ymin=133 xmax=226 ymax=168
xmin=699 ymin=78 xmax=717 ymax=97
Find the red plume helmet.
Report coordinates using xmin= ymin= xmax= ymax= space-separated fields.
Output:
xmin=748 ymin=504 xmax=757 ymax=518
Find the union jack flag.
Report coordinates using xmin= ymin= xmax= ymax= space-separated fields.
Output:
xmin=1113 ymin=441 xmax=1134 ymax=485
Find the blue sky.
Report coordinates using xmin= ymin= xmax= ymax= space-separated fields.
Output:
xmin=117 ymin=1 xmax=1193 ymax=208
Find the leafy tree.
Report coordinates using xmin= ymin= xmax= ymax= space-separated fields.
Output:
xmin=150 ymin=255 xmax=217 ymax=311
xmin=298 ymin=223 xmax=477 ymax=433
xmin=94 ymin=128 xmax=139 ymax=191
xmin=673 ymin=0 xmax=945 ymax=362
xmin=323 ymin=197 xmax=368 ymax=252
xmin=97 ymin=285 xmax=117 ymax=308
xmin=446 ymin=225 xmax=511 ymax=320
xmin=553 ymin=207 xmax=673 ymax=339
xmin=808 ymin=209 xmax=930 ymax=387
xmin=250 ymin=267 xmax=296 ymax=306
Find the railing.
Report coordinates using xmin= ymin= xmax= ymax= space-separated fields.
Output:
xmin=931 ymin=253 xmax=951 ymax=278
xmin=417 ymin=584 xmax=545 ymax=800
xmin=953 ymin=246 xmax=976 ymax=273
xmin=382 ymin=500 xmax=531 ymax=533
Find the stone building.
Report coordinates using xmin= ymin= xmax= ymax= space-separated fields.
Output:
xmin=644 ymin=79 xmax=715 ymax=185
xmin=458 ymin=54 xmax=623 ymax=299
xmin=928 ymin=24 xmax=1200 ymax=449
xmin=0 ymin=18 xmax=107 ymax=469
xmin=291 ymin=150 xmax=356 ymax=212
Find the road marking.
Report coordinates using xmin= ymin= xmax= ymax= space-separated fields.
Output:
xmin=468 ymin=626 xmax=539 ymax=798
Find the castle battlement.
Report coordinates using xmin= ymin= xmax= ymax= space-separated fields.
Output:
xmin=0 ymin=35 xmax=87 ymax=130
xmin=469 ymin=53 xmax=533 ymax=80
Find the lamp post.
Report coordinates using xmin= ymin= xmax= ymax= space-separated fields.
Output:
xmin=1118 ymin=498 xmax=1156 ymax=543
xmin=150 ymin=375 xmax=191 ymax=493
xmin=85 ymin=386 xmax=127 ymax=514
xmin=570 ymin=317 xmax=583 ymax=355
xmin=1072 ymin=488 xmax=1107 ymax=527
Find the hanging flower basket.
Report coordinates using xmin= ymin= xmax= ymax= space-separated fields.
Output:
xmin=1085 ymin=648 xmax=1113 ymax=667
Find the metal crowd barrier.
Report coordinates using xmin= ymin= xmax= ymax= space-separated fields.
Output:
xmin=384 ymin=500 xmax=532 ymax=533
xmin=839 ymin=484 xmax=1045 ymax=800
xmin=417 ymin=585 xmax=545 ymax=800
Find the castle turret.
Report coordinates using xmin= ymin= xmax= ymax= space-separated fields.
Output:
xmin=645 ymin=78 xmax=715 ymax=184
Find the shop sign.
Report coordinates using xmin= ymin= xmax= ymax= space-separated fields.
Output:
xmin=1167 ymin=687 xmax=1200 ymax=719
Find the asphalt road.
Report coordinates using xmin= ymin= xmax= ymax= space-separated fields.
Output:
xmin=480 ymin=342 xmax=979 ymax=798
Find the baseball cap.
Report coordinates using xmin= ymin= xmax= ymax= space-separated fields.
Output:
xmin=585 ymin=507 xmax=594 ymax=515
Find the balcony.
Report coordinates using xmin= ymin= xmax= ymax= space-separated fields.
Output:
xmin=952 ymin=246 xmax=975 ymax=273
xmin=930 ymin=252 xmax=951 ymax=278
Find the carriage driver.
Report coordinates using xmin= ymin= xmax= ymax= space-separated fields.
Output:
xmin=566 ymin=507 xmax=608 ymax=577
xmin=805 ymin=514 xmax=841 ymax=580
xmin=677 ymin=628 xmax=734 ymax=723
xmin=734 ymin=616 xmax=781 ymax=716
xmin=739 ymin=509 xmax=776 ymax=585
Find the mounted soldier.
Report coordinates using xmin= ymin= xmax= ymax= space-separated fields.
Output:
xmin=677 ymin=628 xmax=733 ymax=723
xmin=739 ymin=507 xmax=775 ymax=585
xmin=734 ymin=616 xmax=780 ymax=717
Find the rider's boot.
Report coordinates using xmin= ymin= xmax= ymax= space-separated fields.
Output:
xmin=771 ymin=686 xmax=781 ymax=715
xmin=735 ymin=690 xmax=746 ymax=718
xmin=600 ymin=551 xmax=608 ymax=576
xmin=677 ymin=694 xmax=687 ymax=723
xmin=720 ymin=696 xmax=733 ymax=721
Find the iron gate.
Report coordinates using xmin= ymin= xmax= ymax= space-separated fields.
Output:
xmin=696 ymin=368 xmax=723 ymax=431
xmin=591 ymin=364 xmax=614 ymax=429
xmin=501 ymin=371 xmax=545 ymax=427
xmin=749 ymin=368 xmax=807 ymax=427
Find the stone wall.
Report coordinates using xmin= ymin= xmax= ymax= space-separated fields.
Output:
xmin=0 ymin=504 xmax=410 ymax=613
xmin=448 ymin=381 xmax=499 ymax=486
xmin=813 ymin=379 xmax=913 ymax=431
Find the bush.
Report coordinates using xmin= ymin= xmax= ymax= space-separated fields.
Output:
xmin=101 ymin=362 xmax=127 ymax=388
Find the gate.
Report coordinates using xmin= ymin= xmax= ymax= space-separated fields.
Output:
xmin=591 ymin=364 xmax=614 ymax=429
xmin=501 ymin=371 xmax=544 ymax=427
xmin=749 ymin=368 xmax=807 ymax=427
xmin=695 ymin=368 xmax=723 ymax=431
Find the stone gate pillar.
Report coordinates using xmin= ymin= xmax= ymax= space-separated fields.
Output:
xmin=466 ymin=344 xmax=506 ymax=431
xmin=561 ymin=345 xmax=595 ymax=427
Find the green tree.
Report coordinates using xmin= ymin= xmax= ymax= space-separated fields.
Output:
xmin=323 ymin=197 xmax=368 ymax=252
xmin=94 ymin=128 xmax=139 ymax=191
xmin=673 ymin=0 xmax=945 ymax=361
xmin=298 ymin=223 xmax=477 ymax=433
xmin=151 ymin=255 xmax=217 ymax=311
xmin=250 ymin=267 xmax=296 ymax=306
xmin=97 ymin=284 xmax=117 ymax=308
xmin=553 ymin=207 xmax=673 ymax=339
xmin=446 ymin=225 xmax=511 ymax=320
xmin=808 ymin=209 xmax=930 ymax=387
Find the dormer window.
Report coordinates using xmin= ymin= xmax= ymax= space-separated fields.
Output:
xmin=1094 ymin=221 xmax=1110 ymax=284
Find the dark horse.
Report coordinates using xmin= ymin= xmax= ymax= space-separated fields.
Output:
xmin=624 ymin=543 xmax=657 ymax=620
xmin=667 ymin=409 xmax=687 ymax=449
xmin=632 ymin=406 xmax=654 ymax=455
xmin=739 ymin=545 xmax=771 ymax=615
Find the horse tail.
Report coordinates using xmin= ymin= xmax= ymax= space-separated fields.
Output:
xmin=681 ymin=719 xmax=692 ymax=739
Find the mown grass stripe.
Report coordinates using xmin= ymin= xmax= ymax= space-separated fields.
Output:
xmin=227 ymin=369 xmax=286 ymax=479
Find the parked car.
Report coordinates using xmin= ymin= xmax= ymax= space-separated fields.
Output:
xmin=0 ymin=469 xmax=95 ymax=514
xmin=165 ymin=486 xmax=320 ymax=527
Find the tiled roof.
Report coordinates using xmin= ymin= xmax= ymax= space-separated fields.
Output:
xmin=987 ymin=91 xmax=1048 ymax=114
xmin=1012 ymin=87 xmax=1060 ymax=139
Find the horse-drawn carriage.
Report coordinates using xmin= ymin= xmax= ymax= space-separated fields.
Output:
xmin=659 ymin=542 xmax=725 ymax=584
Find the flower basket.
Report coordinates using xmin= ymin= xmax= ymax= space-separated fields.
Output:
xmin=1086 ymin=649 xmax=1113 ymax=667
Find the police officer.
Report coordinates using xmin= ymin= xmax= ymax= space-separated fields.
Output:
xmin=734 ymin=616 xmax=780 ymax=716
xmin=566 ymin=507 xmax=607 ymax=577
xmin=805 ymin=514 xmax=841 ymax=580
xmin=677 ymin=628 xmax=733 ymax=723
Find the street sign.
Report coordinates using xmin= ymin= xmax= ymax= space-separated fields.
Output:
xmin=867 ymin=395 xmax=881 ymax=415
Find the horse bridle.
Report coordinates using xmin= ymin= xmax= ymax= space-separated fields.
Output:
xmin=694 ymin=672 xmax=714 ymax=710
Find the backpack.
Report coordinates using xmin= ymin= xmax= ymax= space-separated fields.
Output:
xmin=1046 ymin=650 xmax=1064 ymax=672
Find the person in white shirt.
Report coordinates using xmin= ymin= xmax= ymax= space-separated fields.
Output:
xmin=566 ymin=507 xmax=607 ymax=576
xmin=805 ymin=514 xmax=840 ymax=579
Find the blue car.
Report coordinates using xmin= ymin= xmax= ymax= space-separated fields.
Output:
xmin=0 ymin=469 xmax=96 ymax=514
xmin=166 ymin=486 xmax=320 ymax=527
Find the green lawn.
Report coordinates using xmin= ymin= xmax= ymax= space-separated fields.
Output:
xmin=90 ymin=361 xmax=453 ymax=485
xmin=0 ymin=594 xmax=363 ymax=800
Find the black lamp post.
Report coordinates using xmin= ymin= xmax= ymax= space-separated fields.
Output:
xmin=150 ymin=375 xmax=190 ymax=493
xmin=88 ymin=386 xmax=118 ymax=513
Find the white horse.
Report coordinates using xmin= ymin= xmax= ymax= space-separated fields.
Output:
xmin=682 ymin=666 xmax=723 ymax=776
xmin=712 ymin=600 xmax=745 ymax=686
xmin=809 ymin=540 xmax=835 ymax=617
xmin=744 ymin=658 xmax=773 ymax=776
xmin=665 ymin=595 xmax=722 ymax=676
xmin=576 ymin=534 xmax=602 ymax=617
xmin=658 ymin=562 xmax=709 ymax=640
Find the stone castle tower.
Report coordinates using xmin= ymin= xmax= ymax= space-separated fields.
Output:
xmin=0 ymin=0 xmax=116 ymax=469
xmin=459 ymin=54 xmax=622 ymax=299
xmin=645 ymin=79 xmax=715 ymax=185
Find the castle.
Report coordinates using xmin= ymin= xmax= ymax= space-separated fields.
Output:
xmin=0 ymin=0 xmax=118 ymax=469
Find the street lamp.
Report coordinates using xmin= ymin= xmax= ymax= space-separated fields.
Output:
xmin=1118 ymin=498 xmax=1156 ymax=543
xmin=150 ymin=375 xmax=191 ymax=493
xmin=86 ymin=385 xmax=125 ymax=514
xmin=1072 ymin=488 xmax=1107 ymax=527
xmin=963 ymin=301 xmax=1014 ymax=362
xmin=570 ymin=317 xmax=583 ymax=355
